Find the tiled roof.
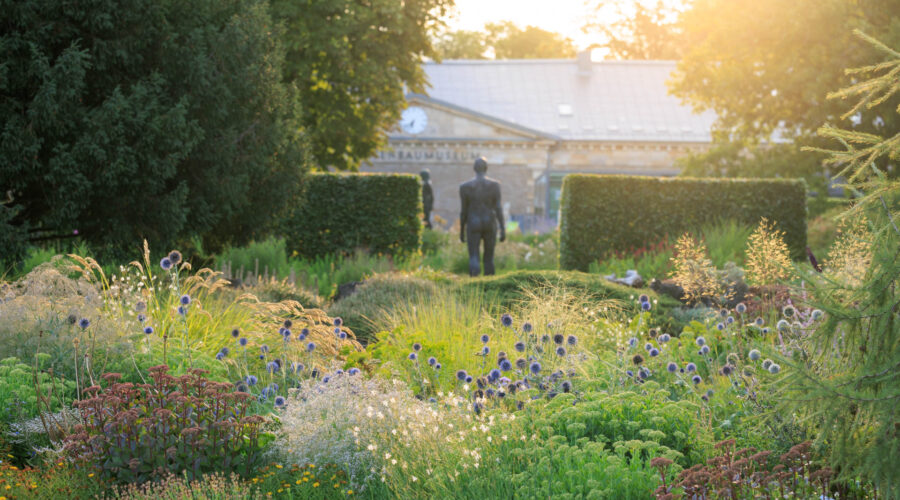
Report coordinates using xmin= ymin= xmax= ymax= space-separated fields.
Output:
xmin=417 ymin=58 xmax=715 ymax=142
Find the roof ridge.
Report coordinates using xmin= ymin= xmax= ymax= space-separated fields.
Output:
xmin=424 ymin=59 xmax=677 ymax=66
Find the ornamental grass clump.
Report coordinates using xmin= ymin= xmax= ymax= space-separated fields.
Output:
xmin=744 ymin=218 xmax=794 ymax=287
xmin=64 ymin=365 xmax=267 ymax=483
xmin=670 ymin=234 xmax=720 ymax=305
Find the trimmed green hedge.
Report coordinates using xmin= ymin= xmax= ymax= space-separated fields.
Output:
xmin=283 ymin=173 xmax=422 ymax=259
xmin=559 ymin=175 xmax=807 ymax=271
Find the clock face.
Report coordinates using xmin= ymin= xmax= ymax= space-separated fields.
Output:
xmin=400 ymin=106 xmax=428 ymax=135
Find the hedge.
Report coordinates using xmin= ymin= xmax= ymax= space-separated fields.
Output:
xmin=559 ymin=175 xmax=807 ymax=271
xmin=282 ymin=173 xmax=422 ymax=259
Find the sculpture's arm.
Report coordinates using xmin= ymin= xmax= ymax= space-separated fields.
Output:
xmin=459 ymin=186 xmax=468 ymax=243
xmin=494 ymin=186 xmax=505 ymax=242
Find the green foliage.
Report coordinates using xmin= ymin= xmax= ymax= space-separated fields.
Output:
xmin=270 ymin=0 xmax=450 ymax=170
xmin=64 ymin=367 xmax=268 ymax=483
xmin=559 ymin=175 xmax=807 ymax=271
xmin=217 ymin=238 xmax=292 ymax=281
xmin=584 ymin=0 xmax=686 ymax=60
xmin=0 ymin=356 xmax=76 ymax=421
xmin=0 ymin=0 xmax=305 ymax=257
xmin=435 ymin=22 xmax=576 ymax=60
xmin=283 ymin=173 xmax=422 ymax=260
xmin=0 ymin=203 xmax=28 ymax=267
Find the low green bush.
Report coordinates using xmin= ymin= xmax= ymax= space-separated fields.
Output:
xmin=282 ymin=173 xmax=422 ymax=260
xmin=559 ymin=175 xmax=807 ymax=271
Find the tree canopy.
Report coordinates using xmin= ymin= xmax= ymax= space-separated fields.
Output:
xmin=583 ymin=0 xmax=685 ymax=60
xmin=434 ymin=22 xmax=576 ymax=60
xmin=0 ymin=0 xmax=305 ymax=258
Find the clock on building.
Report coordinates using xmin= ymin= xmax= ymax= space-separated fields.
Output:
xmin=400 ymin=106 xmax=428 ymax=135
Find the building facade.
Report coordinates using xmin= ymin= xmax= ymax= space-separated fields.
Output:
xmin=361 ymin=54 xmax=716 ymax=229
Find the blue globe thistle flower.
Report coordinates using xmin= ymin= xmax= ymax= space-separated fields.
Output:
xmin=561 ymin=380 xmax=572 ymax=393
xmin=489 ymin=369 xmax=501 ymax=381
xmin=555 ymin=346 xmax=567 ymax=357
xmin=231 ymin=328 xmax=240 ymax=338
xmin=339 ymin=331 xmax=347 ymax=339
xmin=481 ymin=346 xmax=490 ymax=355
xmin=235 ymin=382 xmax=249 ymax=393
xmin=216 ymin=352 xmax=225 ymax=361
xmin=135 ymin=301 xmax=147 ymax=312
xmin=259 ymin=354 xmax=265 ymax=360
xmin=306 ymin=342 xmax=316 ymax=352
xmin=644 ymin=342 xmax=653 ymax=351
xmin=465 ymin=376 xmax=473 ymax=383
xmin=553 ymin=334 xmax=565 ymax=345
xmin=428 ymin=397 xmax=437 ymax=403
xmin=246 ymin=375 xmax=258 ymax=386
xmin=695 ymin=336 xmax=706 ymax=347
xmin=220 ymin=347 xmax=230 ymax=356
xmin=716 ymin=323 xmax=725 ymax=331
xmin=641 ymin=301 xmax=652 ymax=311
xmin=700 ymin=345 xmax=710 ymax=355
xmin=811 ymin=309 xmax=824 ymax=321
xmin=180 ymin=294 xmax=191 ymax=306
xmin=661 ymin=334 xmax=671 ymax=343
xmin=632 ymin=354 xmax=644 ymax=365
xmin=667 ymin=362 xmax=677 ymax=373
xmin=500 ymin=359 xmax=512 ymax=371
xmin=516 ymin=401 xmax=525 ymax=410
xmin=292 ymin=362 xmax=304 ymax=372
xmin=514 ymin=341 xmax=525 ymax=352
xmin=626 ymin=370 xmax=634 ymax=377
xmin=686 ymin=362 xmax=697 ymax=372
xmin=719 ymin=308 xmax=728 ymax=318
xmin=541 ymin=334 xmax=551 ymax=343
xmin=722 ymin=365 xmax=733 ymax=376
xmin=160 ymin=257 xmax=173 ymax=270
xmin=748 ymin=349 xmax=761 ymax=361
xmin=529 ymin=361 xmax=542 ymax=374
xmin=639 ymin=369 xmax=649 ymax=379
xmin=762 ymin=327 xmax=770 ymax=334
xmin=137 ymin=313 xmax=146 ymax=323
xmin=167 ymin=250 xmax=182 ymax=264
xmin=283 ymin=319 xmax=293 ymax=329
xmin=567 ymin=335 xmax=577 ymax=346
xmin=260 ymin=344 xmax=269 ymax=354
xmin=298 ymin=333 xmax=306 ymax=341
xmin=735 ymin=302 xmax=747 ymax=314
xmin=267 ymin=361 xmax=279 ymax=373
xmin=427 ymin=356 xmax=437 ymax=366
xmin=777 ymin=319 xmax=790 ymax=332
xmin=282 ymin=328 xmax=292 ymax=338
xmin=413 ymin=343 xmax=422 ymax=352
xmin=768 ymin=363 xmax=781 ymax=374
xmin=628 ymin=337 xmax=638 ymax=348
xmin=333 ymin=317 xmax=343 ymax=327
xmin=323 ymin=376 xmax=331 ymax=383
xmin=515 ymin=358 xmax=527 ymax=370
xmin=310 ymin=368 xmax=319 ymax=378
xmin=143 ymin=326 xmax=154 ymax=335
xmin=522 ymin=322 xmax=533 ymax=333
xmin=334 ymin=369 xmax=344 ymax=375
xmin=755 ymin=317 xmax=764 ymax=327
xmin=726 ymin=316 xmax=734 ymax=325
xmin=348 ymin=367 xmax=360 ymax=376
xmin=434 ymin=363 xmax=441 ymax=370
xmin=639 ymin=294 xmax=649 ymax=303
xmin=274 ymin=396 xmax=286 ymax=408
xmin=691 ymin=375 xmax=702 ymax=384
xmin=500 ymin=314 xmax=513 ymax=327
xmin=333 ymin=327 xmax=341 ymax=335
xmin=456 ymin=370 xmax=468 ymax=381
xmin=78 ymin=318 xmax=90 ymax=330
xmin=239 ymin=337 xmax=248 ymax=346
xmin=649 ymin=348 xmax=659 ymax=357
xmin=782 ymin=305 xmax=796 ymax=318
xmin=408 ymin=352 xmax=417 ymax=361
xmin=177 ymin=306 xmax=186 ymax=316
xmin=301 ymin=328 xmax=310 ymax=336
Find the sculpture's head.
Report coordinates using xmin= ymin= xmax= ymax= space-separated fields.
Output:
xmin=419 ymin=169 xmax=430 ymax=181
xmin=473 ymin=157 xmax=488 ymax=174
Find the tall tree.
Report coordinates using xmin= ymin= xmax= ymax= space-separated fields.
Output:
xmin=485 ymin=21 xmax=577 ymax=59
xmin=0 ymin=0 xmax=304 ymax=257
xmin=434 ymin=29 xmax=488 ymax=59
xmin=271 ymin=0 xmax=452 ymax=170
xmin=583 ymin=0 xmax=686 ymax=60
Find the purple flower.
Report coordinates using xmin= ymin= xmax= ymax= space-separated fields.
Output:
xmin=686 ymin=362 xmax=697 ymax=372
xmin=160 ymin=257 xmax=173 ymax=270
xmin=639 ymin=294 xmax=649 ymax=303
xmin=695 ymin=336 xmax=706 ymax=347
xmin=500 ymin=314 xmax=513 ymax=327
xmin=514 ymin=342 xmax=525 ymax=352
xmin=306 ymin=342 xmax=316 ymax=352
xmin=691 ymin=375 xmax=702 ymax=384
xmin=333 ymin=317 xmax=343 ymax=327
xmin=246 ymin=375 xmax=258 ymax=386
xmin=427 ymin=356 xmax=437 ymax=366
xmin=465 ymin=375 xmax=473 ymax=383
xmin=716 ymin=323 xmax=725 ymax=331
xmin=529 ymin=361 xmax=542 ymax=374
xmin=555 ymin=346 xmax=567 ymax=357
xmin=177 ymin=306 xmax=186 ymax=316
xmin=481 ymin=334 xmax=490 ymax=344
xmin=215 ymin=352 xmax=225 ymax=361
xmin=735 ymin=303 xmax=747 ymax=314
xmin=143 ymin=326 xmax=154 ymax=335
xmin=481 ymin=346 xmax=490 ymax=355
xmin=553 ymin=334 xmax=564 ymax=345
xmin=412 ymin=343 xmax=422 ymax=351
xmin=641 ymin=301 xmax=652 ymax=311
xmin=700 ymin=345 xmax=710 ymax=355
xmin=78 ymin=318 xmax=90 ymax=329
xmin=239 ymin=337 xmax=248 ymax=346
xmin=137 ymin=313 xmax=146 ymax=323
xmin=649 ymin=348 xmax=659 ymax=357
xmin=408 ymin=352 xmax=417 ymax=361
xmin=180 ymin=294 xmax=191 ymax=306
xmin=456 ymin=370 xmax=468 ymax=381
xmin=260 ymin=344 xmax=269 ymax=354
xmin=283 ymin=319 xmax=293 ymax=329
xmin=566 ymin=335 xmax=577 ymax=346
xmin=339 ymin=331 xmax=347 ymax=339
xmin=667 ymin=362 xmax=677 ymax=373
xmin=522 ymin=322 xmax=533 ymax=333
xmin=348 ymin=367 xmax=360 ymax=376
xmin=167 ymin=250 xmax=182 ymax=264
xmin=500 ymin=359 xmax=512 ymax=371
xmin=274 ymin=396 xmax=286 ymax=408
xmin=231 ymin=328 xmax=240 ymax=338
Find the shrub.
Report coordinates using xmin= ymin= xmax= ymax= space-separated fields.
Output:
xmin=559 ymin=175 xmax=807 ymax=271
xmin=0 ymin=356 xmax=76 ymax=422
xmin=282 ymin=173 xmax=422 ymax=260
xmin=64 ymin=366 xmax=267 ymax=483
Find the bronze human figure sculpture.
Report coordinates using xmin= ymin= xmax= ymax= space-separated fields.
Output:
xmin=420 ymin=170 xmax=434 ymax=229
xmin=459 ymin=157 xmax=505 ymax=276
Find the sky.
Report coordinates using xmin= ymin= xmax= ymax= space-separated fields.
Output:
xmin=443 ymin=0 xmax=683 ymax=53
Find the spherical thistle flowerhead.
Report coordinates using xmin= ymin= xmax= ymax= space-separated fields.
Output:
xmin=465 ymin=375 xmax=473 ymax=383
xmin=768 ymin=363 xmax=781 ymax=374
xmin=456 ymin=369 xmax=468 ymax=381
xmin=626 ymin=370 xmax=634 ymax=377
xmin=274 ymin=396 xmax=286 ymax=408
xmin=716 ymin=322 xmax=725 ymax=331
xmin=659 ymin=334 xmax=670 ymax=343
xmin=135 ymin=301 xmax=147 ymax=312
xmin=811 ymin=309 xmax=824 ymax=321
xmin=408 ymin=352 xmax=417 ymax=361
xmin=700 ymin=345 xmax=710 ymax=355
xmin=541 ymin=334 xmax=551 ymax=343
xmin=735 ymin=302 xmax=747 ymax=314
xmin=160 ymin=257 xmax=173 ymax=271
xmin=179 ymin=294 xmax=191 ymax=306
xmin=561 ymin=380 xmax=572 ymax=393
xmin=567 ymin=335 xmax=577 ymax=346
xmin=333 ymin=317 xmax=342 ymax=327
xmin=552 ymin=334 xmax=564 ymax=345
xmin=762 ymin=327 xmax=771 ymax=335
xmin=632 ymin=354 xmax=644 ymax=365
xmin=282 ymin=328 xmax=292 ymax=338
xmin=719 ymin=308 xmax=728 ymax=318
xmin=722 ymin=364 xmax=733 ymax=376
xmin=427 ymin=356 xmax=437 ymax=366
xmin=555 ymin=346 xmax=567 ymax=357
xmin=516 ymin=357 xmax=527 ymax=369
xmin=215 ymin=352 xmax=225 ymax=361
xmin=167 ymin=250 xmax=182 ymax=264
xmin=434 ymin=363 xmax=442 ymax=370
xmin=529 ymin=361 xmax=542 ymax=374
xmin=639 ymin=294 xmax=649 ymax=303
xmin=522 ymin=322 xmax=533 ymax=333
xmin=726 ymin=316 xmax=735 ymax=325
xmin=513 ymin=341 xmax=526 ymax=353
xmin=246 ymin=375 xmax=258 ymax=386
xmin=691 ymin=375 xmax=702 ymax=385
xmin=500 ymin=358 xmax=513 ymax=371
xmin=239 ymin=337 xmax=248 ymax=346
xmin=306 ymin=342 xmax=316 ymax=352
xmin=782 ymin=305 xmax=796 ymax=318
xmin=412 ymin=343 xmax=422 ymax=352
xmin=500 ymin=314 xmax=513 ymax=328
xmin=177 ymin=306 xmax=186 ymax=316
xmin=749 ymin=349 xmax=761 ymax=361
xmin=231 ymin=328 xmax=240 ymax=338
xmin=649 ymin=348 xmax=660 ymax=357
xmin=777 ymin=319 xmax=790 ymax=332
xmin=333 ymin=327 xmax=341 ymax=335
xmin=639 ymin=369 xmax=649 ymax=380
xmin=143 ymin=326 xmax=154 ymax=335
xmin=644 ymin=342 xmax=653 ymax=351
xmin=686 ymin=362 xmax=697 ymax=372
xmin=267 ymin=361 xmax=281 ymax=373
xmin=489 ymin=369 xmax=501 ymax=381
xmin=667 ymin=362 xmax=677 ymax=373
xmin=292 ymin=362 xmax=304 ymax=372
xmin=260 ymin=344 xmax=269 ymax=354
xmin=755 ymin=317 xmax=765 ymax=327
xmin=323 ymin=376 xmax=331 ymax=383
xmin=695 ymin=336 xmax=706 ymax=347
xmin=339 ymin=331 xmax=347 ymax=339
xmin=480 ymin=334 xmax=490 ymax=344
xmin=762 ymin=359 xmax=773 ymax=370
xmin=348 ymin=367 xmax=360 ymax=376
xmin=78 ymin=318 xmax=90 ymax=330
xmin=67 ymin=314 xmax=78 ymax=325
xmin=641 ymin=301 xmax=652 ymax=312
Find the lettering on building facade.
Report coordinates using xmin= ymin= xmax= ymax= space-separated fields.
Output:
xmin=375 ymin=148 xmax=483 ymax=163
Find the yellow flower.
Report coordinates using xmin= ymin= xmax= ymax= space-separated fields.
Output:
xmin=296 ymin=480 xmax=302 ymax=485
xmin=88 ymin=473 xmax=94 ymax=478
xmin=347 ymin=490 xmax=354 ymax=495
xmin=275 ymin=464 xmax=283 ymax=469
xmin=313 ymin=482 xmax=320 ymax=488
